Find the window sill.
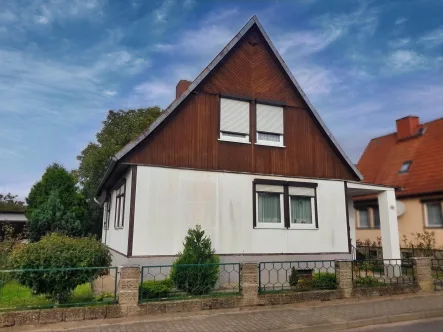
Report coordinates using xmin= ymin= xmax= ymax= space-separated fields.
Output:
xmin=218 ymin=138 xmax=251 ymax=145
xmin=255 ymin=142 xmax=285 ymax=148
xmin=254 ymin=224 xmax=286 ymax=229
xmin=114 ymin=227 xmax=124 ymax=230
xmin=425 ymin=225 xmax=443 ymax=229
xmin=289 ymin=225 xmax=318 ymax=230
xmin=356 ymin=227 xmax=377 ymax=230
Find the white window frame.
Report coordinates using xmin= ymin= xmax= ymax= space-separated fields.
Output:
xmin=256 ymin=132 xmax=284 ymax=147
xmin=103 ymin=200 xmax=111 ymax=230
xmin=219 ymin=98 xmax=250 ymax=144
xmin=424 ymin=201 xmax=443 ymax=228
xmin=255 ymin=191 xmax=285 ymax=229
xmin=289 ymin=195 xmax=317 ymax=230
xmin=220 ymin=131 xmax=250 ymax=144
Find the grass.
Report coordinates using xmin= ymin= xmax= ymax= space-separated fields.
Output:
xmin=0 ymin=280 xmax=112 ymax=311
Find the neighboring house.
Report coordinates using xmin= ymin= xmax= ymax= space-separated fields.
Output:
xmin=355 ymin=116 xmax=443 ymax=247
xmin=96 ymin=16 xmax=401 ymax=266
xmin=0 ymin=210 xmax=27 ymax=238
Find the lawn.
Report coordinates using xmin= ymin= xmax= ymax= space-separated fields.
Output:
xmin=0 ymin=280 xmax=104 ymax=311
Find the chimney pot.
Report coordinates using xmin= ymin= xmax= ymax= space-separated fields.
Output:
xmin=396 ymin=116 xmax=419 ymax=140
xmin=176 ymin=80 xmax=192 ymax=99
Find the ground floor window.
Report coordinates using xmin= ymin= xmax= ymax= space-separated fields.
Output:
xmin=254 ymin=180 xmax=318 ymax=229
xmin=425 ymin=201 xmax=443 ymax=227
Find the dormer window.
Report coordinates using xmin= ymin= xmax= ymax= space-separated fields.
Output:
xmin=256 ymin=104 xmax=284 ymax=147
xmin=399 ymin=160 xmax=412 ymax=174
xmin=219 ymin=98 xmax=250 ymax=143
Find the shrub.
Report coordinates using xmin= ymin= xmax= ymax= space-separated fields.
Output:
xmin=140 ymin=278 xmax=174 ymax=299
xmin=354 ymin=276 xmax=383 ymax=287
xmin=289 ymin=267 xmax=299 ymax=287
xmin=311 ymin=272 xmax=337 ymax=289
xmin=8 ymin=233 xmax=111 ymax=303
xmin=171 ymin=225 xmax=220 ymax=295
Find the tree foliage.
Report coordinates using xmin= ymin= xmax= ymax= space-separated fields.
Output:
xmin=0 ymin=193 xmax=25 ymax=213
xmin=75 ymin=108 xmax=162 ymax=237
xmin=26 ymin=163 xmax=88 ymax=241
xmin=171 ymin=225 xmax=220 ymax=295
xmin=9 ymin=233 xmax=111 ymax=303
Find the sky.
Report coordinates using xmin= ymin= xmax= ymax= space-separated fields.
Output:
xmin=0 ymin=0 xmax=442 ymax=200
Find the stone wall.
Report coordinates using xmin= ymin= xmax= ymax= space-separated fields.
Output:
xmin=0 ymin=258 xmax=434 ymax=328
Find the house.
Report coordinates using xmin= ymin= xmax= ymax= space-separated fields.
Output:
xmin=96 ymin=16 xmax=401 ymax=267
xmin=355 ymin=116 xmax=443 ymax=247
xmin=0 ymin=209 xmax=27 ymax=238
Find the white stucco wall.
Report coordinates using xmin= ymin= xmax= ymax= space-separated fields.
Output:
xmin=101 ymin=168 xmax=132 ymax=255
xmin=347 ymin=196 xmax=356 ymax=249
xmin=131 ymin=166 xmax=349 ymax=256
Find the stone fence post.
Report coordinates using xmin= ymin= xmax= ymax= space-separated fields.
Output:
xmin=119 ymin=265 xmax=140 ymax=306
xmin=412 ymin=257 xmax=433 ymax=292
xmin=336 ymin=260 xmax=353 ymax=298
xmin=240 ymin=263 xmax=260 ymax=306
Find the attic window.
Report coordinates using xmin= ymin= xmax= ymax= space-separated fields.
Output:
xmin=399 ymin=161 xmax=412 ymax=174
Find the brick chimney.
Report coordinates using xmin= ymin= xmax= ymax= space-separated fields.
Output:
xmin=396 ymin=116 xmax=419 ymax=140
xmin=176 ymin=80 xmax=192 ymax=99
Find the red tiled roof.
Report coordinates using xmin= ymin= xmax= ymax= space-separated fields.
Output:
xmin=357 ymin=117 xmax=443 ymax=197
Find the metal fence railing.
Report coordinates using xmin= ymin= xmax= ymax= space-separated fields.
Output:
xmin=139 ymin=263 xmax=240 ymax=302
xmin=0 ymin=267 xmax=118 ymax=311
xmin=258 ymin=261 xmax=336 ymax=293
xmin=352 ymin=259 xmax=414 ymax=287
xmin=432 ymin=259 xmax=443 ymax=291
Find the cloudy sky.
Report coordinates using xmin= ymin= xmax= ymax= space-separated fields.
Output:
xmin=0 ymin=0 xmax=442 ymax=199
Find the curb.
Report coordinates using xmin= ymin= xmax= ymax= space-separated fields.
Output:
xmin=275 ymin=309 xmax=443 ymax=331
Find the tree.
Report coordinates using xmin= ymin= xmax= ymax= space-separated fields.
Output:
xmin=0 ymin=193 xmax=25 ymax=212
xmin=171 ymin=225 xmax=220 ymax=295
xmin=26 ymin=163 xmax=88 ymax=241
xmin=76 ymin=108 xmax=162 ymax=237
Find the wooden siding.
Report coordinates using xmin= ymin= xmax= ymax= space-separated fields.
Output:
xmin=123 ymin=27 xmax=358 ymax=181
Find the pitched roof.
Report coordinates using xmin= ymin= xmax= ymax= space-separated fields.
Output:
xmin=357 ymin=117 xmax=443 ymax=197
xmin=97 ymin=16 xmax=363 ymax=194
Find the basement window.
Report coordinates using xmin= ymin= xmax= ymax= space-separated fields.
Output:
xmin=399 ymin=161 xmax=412 ymax=174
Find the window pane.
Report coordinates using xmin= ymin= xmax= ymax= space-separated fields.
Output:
xmin=257 ymin=132 xmax=280 ymax=142
xmin=290 ymin=196 xmax=312 ymax=224
xmin=373 ymin=208 xmax=380 ymax=228
xmin=258 ymin=193 xmax=281 ymax=223
xmin=427 ymin=202 xmax=443 ymax=226
xmin=359 ymin=209 xmax=369 ymax=228
xmin=221 ymin=131 xmax=247 ymax=138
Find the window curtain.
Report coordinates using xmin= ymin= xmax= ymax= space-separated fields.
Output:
xmin=359 ymin=209 xmax=369 ymax=228
xmin=291 ymin=197 xmax=312 ymax=224
xmin=257 ymin=132 xmax=280 ymax=142
xmin=373 ymin=207 xmax=380 ymax=228
xmin=427 ymin=203 xmax=443 ymax=226
xmin=258 ymin=193 xmax=281 ymax=223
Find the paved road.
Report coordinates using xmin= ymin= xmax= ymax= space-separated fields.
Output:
xmin=348 ymin=318 xmax=443 ymax=331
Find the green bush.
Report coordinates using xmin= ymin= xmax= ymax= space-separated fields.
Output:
xmin=140 ymin=278 xmax=174 ymax=299
xmin=289 ymin=267 xmax=299 ymax=287
xmin=311 ymin=272 xmax=337 ymax=289
xmin=171 ymin=225 xmax=220 ymax=295
xmin=8 ymin=233 xmax=111 ymax=303
xmin=354 ymin=276 xmax=383 ymax=287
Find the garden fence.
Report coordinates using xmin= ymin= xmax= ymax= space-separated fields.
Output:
xmin=356 ymin=246 xmax=443 ymax=260
xmin=258 ymin=260 xmax=337 ymax=293
xmin=432 ymin=259 xmax=443 ymax=291
xmin=139 ymin=263 xmax=240 ymax=302
xmin=352 ymin=259 xmax=414 ymax=287
xmin=0 ymin=267 xmax=117 ymax=311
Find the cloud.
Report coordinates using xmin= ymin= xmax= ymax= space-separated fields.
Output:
xmin=276 ymin=27 xmax=342 ymax=58
xmin=154 ymin=0 xmax=175 ymax=23
xmin=388 ymin=38 xmax=410 ymax=48
xmin=395 ymin=17 xmax=407 ymax=25
xmin=419 ymin=27 xmax=443 ymax=47
xmin=104 ymin=90 xmax=117 ymax=96
xmin=291 ymin=64 xmax=338 ymax=98
xmin=386 ymin=50 xmax=427 ymax=72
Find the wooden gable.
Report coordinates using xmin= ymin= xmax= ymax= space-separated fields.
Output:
xmin=123 ymin=26 xmax=358 ymax=181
